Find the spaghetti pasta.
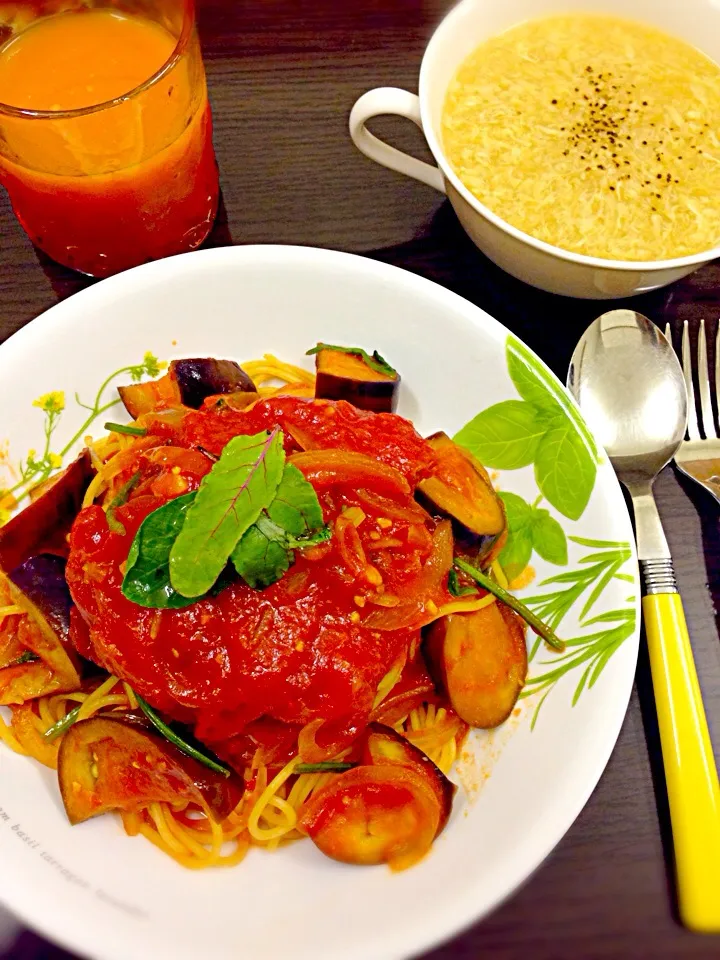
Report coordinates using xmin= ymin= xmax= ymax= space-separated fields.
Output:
xmin=0 ymin=345 xmax=531 ymax=873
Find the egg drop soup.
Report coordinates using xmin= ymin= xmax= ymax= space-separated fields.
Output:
xmin=441 ymin=14 xmax=720 ymax=261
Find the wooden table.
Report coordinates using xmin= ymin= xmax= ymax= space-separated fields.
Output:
xmin=1 ymin=1 xmax=719 ymax=957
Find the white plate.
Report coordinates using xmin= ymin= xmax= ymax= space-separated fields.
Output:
xmin=0 ymin=245 xmax=639 ymax=960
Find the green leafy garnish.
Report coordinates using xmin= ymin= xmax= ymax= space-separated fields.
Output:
xmin=306 ymin=343 xmax=397 ymax=378
xmin=295 ymin=761 xmax=355 ymax=774
xmin=104 ymin=421 xmax=148 ymax=437
xmin=44 ymin=705 xmax=81 ymax=741
xmin=447 ymin=568 xmax=478 ymax=598
xmin=454 ymin=557 xmax=565 ymax=652
xmin=121 ymin=430 xmax=329 ymax=605
xmin=106 ymin=471 xmax=141 ymax=536
xmin=231 ymin=463 xmax=330 ymax=589
xmin=6 ymin=650 xmax=40 ymax=667
xmin=122 ymin=492 xmax=198 ymax=609
xmin=169 ymin=430 xmax=285 ymax=598
xmin=135 ymin=694 xmax=230 ymax=777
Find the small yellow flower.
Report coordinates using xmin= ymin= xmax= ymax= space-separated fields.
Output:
xmin=27 ymin=448 xmax=36 ymax=460
xmin=32 ymin=391 xmax=65 ymax=414
xmin=0 ymin=507 xmax=10 ymax=528
xmin=49 ymin=453 xmax=63 ymax=469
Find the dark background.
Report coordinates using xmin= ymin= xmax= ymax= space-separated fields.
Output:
xmin=1 ymin=1 xmax=719 ymax=957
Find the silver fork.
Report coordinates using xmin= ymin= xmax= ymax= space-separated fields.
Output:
xmin=666 ymin=319 xmax=720 ymax=505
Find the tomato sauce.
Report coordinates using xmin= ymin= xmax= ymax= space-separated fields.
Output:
xmin=0 ymin=9 xmax=218 ymax=276
xmin=65 ymin=398 xmax=451 ymax=762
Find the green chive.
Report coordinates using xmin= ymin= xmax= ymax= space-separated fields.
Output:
xmin=454 ymin=558 xmax=565 ymax=652
xmin=447 ymin=568 xmax=479 ymax=598
xmin=295 ymin=761 xmax=355 ymax=774
xmin=104 ymin=422 xmax=148 ymax=437
xmin=135 ymin=693 xmax=231 ymax=777
xmin=7 ymin=650 xmax=39 ymax=667
xmin=106 ymin=470 xmax=141 ymax=536
xmin=305 ymin=343 xmax=397 ymax=378
xmin=44 ymin=706 xmax=81 ymax=741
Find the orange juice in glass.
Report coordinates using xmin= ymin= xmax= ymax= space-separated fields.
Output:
xmin=0 ymin=0 xmax=219 ymax=277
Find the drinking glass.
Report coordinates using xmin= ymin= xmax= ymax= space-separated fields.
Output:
xmin=0 ymin=0 xmax=219 ymax=277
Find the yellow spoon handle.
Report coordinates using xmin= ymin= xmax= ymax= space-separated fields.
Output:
xmin=643 ymin=591 xmax=720 ymax=933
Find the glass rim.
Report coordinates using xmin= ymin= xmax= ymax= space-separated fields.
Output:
xmin=0 ymin=0 xmax=195 ymax=120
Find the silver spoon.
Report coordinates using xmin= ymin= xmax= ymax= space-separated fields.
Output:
xmin=568 ymin=308 xmax=720 ymax=933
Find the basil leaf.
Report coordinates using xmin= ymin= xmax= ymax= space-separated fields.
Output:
xmin=534 ymin=422 xmax=596 ymax=521
xmin=169 ymin=429 xmax=285 ymax=598
xmin=232 ymin=464 xmax=330 ymax=589
xmin=266 ymin=463 xmax=324 ymax=535
xmin=453 ymin=400 xmax=545 ymax=470
xmin=232 ymin=515 xmax=294 ymax=589
xmin=122 ymin=492 xmax=198 ymax=609
xmin=531 ymin=509 xmax=568 ymax=566
xmin=306 ymin=343 xmax=397 ymax=378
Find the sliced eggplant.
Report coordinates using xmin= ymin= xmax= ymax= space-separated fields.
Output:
xmin=298 ymin=763 xmax=441 ymax=870
xmin=57 ymin=716 xmax=244 ymax=825
xmin=0 ymin=450 xmax=94 ymax=573
xmin=117 ymin=375 xmax=181 ymax=419
xmin=169 ymin=359 xmax=256 ymax=410
xmin=206 ymin=390 xmax=260 ymax=412
xmin=424 ymin=601 xmax=527 ymax=729
xmin=416 ymin=432 xmax=506 ymax=566
xmin=8 ymin=554 xmax=72 ymax=641
xmin=310 ymin=343 xmax=400 ymax=413
xmin=0 ymin=556 xmax=81 ymax=705
xmin=361 ymin=722 xmax=455 ymax=835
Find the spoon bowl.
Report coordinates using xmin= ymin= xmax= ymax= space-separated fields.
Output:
xmin=568 ymin=309 xmax=687 ymax=486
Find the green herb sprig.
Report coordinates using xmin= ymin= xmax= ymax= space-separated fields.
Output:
xmin=447 ymin=568 xmax=478 ymax=598
xmin=306 ymin=343 xmax=397 ymax=378
xmin=44 ymin=706 xmax=81 ymax=741
xmin=454 ymin=557 xmax=565 ymax=652
xmin=121 ymin=428 xmax=329 ymax=608
xmin=106 ymin=471 xmax=141 ymax=536
xmin=295 ymin=761 xmax=355 ymax=774
xmin=104 ymin=422 xmax=148 ymax=437
xmin=135 ymin=693 xmax=230 ymax=777
xmin=6 ymin=650 xmax=40 ymax=668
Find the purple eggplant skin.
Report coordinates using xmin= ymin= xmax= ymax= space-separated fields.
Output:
xmin=0 ymin=451 xmax=94 ymax=574
xmin=169 ymin=359 xmax=257 ymax=409
xmin=8 ymin=554 xmax=72 ymax=641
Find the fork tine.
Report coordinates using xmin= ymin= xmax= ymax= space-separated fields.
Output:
xmin=682 ymin=321 xmax=701 ymax=441
xmin=698 ymin=319 xmax=717 ymax=438
xmin=664 ymin=322 xmax=672 ymax=342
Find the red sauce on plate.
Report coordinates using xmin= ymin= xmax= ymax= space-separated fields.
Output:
xmin=65 ymin=398 xmax=447 ymax=756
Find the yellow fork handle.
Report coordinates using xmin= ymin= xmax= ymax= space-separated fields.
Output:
xmin=643 ymin=592 xmax=720 ymax=933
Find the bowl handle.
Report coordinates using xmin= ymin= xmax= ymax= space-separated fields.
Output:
xmin=349 ymin=88 xmax=446 ymax=193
